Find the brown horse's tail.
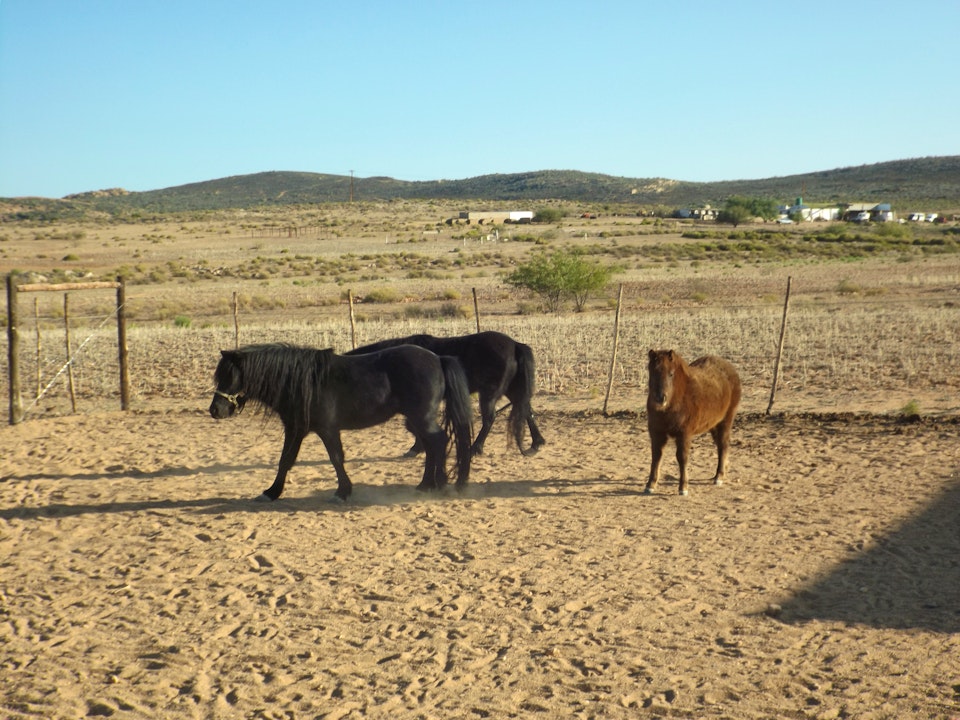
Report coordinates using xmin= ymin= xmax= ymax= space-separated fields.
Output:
xmin=508 ymin=342 xmax=544 ymax=455
xmin=440 ymin=356 xmax=473 ymax=486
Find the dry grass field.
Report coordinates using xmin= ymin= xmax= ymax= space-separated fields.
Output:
xmin=2 ymin=203 xmax=959 ymax=718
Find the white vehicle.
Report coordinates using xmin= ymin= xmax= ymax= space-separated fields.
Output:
xmin=855 ymin=211 xmax=871 ymax=223
xmin=926 ymin=213 xmax=938 ymax=222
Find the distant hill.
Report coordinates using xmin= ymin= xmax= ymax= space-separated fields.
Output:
xmin=4 ymin=157 xmax=959 ymax=220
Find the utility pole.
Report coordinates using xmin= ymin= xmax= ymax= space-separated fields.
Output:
xmin=349 ymin=170 xmax=354 ymax=203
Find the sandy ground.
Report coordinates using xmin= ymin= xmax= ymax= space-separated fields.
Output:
xmin=2 ymin=393 xmax=958 ymax=719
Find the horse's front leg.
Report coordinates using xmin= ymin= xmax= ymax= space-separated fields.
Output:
xmin=471 ymin=395 xmax=496 ymax=456
xmin=261 ymin=429 xmax=305 ymax=501
xmin=644 ymin=430 xmax=667 ymax=494
xmin=318 ymin=430 xmax=352 ymax=501
xmin=676 ymin=435 xmax=692 ymax=496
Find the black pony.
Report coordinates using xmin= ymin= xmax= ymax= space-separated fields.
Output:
xmin=209 ymin=343 xmax=473 ymax=502
xmin=347 ymin=331 xmax=545 ymax=457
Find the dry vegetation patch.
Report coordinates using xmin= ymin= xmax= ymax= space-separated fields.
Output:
xmin=2 ymin=203 xmax=958 ymax=420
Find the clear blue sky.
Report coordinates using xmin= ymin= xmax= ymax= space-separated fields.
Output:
xmin=2 ymin=0 xmax=958 ymax=198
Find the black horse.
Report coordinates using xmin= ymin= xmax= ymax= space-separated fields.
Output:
xmin=347 ymin=331 xmax=545 ymax=457
xmin=209 ymin=343 xmax=473 ymax=502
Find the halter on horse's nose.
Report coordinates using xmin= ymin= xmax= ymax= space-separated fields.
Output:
xmin=215 ymin=390 xmax=243 ymax=410
xmin=211 ymin=390 xmax=244 ymax=418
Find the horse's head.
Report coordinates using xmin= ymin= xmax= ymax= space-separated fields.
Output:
xmin=647 ymin=349 xmax=678 ymax=411
xmin=210 ymin=350 xmax=247 ymax=419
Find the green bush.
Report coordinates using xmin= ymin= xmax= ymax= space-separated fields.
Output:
xmin=900 ymin=400 xmax=921 ymax=419
xmin=836 ymin=278 xmax=861 ymax=295
xmin=533 ymin=207 xmax=565 ymax=224
xmin=505 ymin=248 xmax=614 ymax=312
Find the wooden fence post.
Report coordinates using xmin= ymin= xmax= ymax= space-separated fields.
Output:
xmin=472 ymin=288 xmax=481 ymax=333
xmin=766 ymin=276 xmax=792 ymax=415
xmin=116 ymin=278 xmax=130 ymax=411
xmin=34 ymin=297 xmax=41 ymax=396
xmin=233 ymin=291 xmax=240 ymax=348
xmin=64 ymin=293 xmax=77 ymax=413
xmin=347 ymin=290 xmax=357 ymax=349
xmin=7 ymin=274 xmax=23 ymax=424
xmin=602 ymin=283 xmax=624 ymax=415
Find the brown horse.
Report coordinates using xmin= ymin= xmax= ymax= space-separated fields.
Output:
xmin=645 ymin=349 xmax=741 ymax=496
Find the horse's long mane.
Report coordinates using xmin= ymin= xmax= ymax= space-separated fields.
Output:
xmin=235 ymin=344 xmax=332 ymax=427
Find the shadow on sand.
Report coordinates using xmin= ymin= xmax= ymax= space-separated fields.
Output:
xmin=778 ymin=475 xmax=960 ymax=633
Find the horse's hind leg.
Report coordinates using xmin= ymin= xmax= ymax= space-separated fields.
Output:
xmin=470 ymin=394 xmax=496 ymax=456
xmin=526 ymin=412 xmax=546 ymax=453
xmin=407 ymin=417 xmax=447 ymax=491
xmin=420 ymin=428 xmax=448 ymax=491
xmin=404 ymin=436 xmax=424 ymax=458
xmin=710 ymin=420 xmax=733 ymax=486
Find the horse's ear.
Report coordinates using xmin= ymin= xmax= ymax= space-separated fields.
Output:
xmin=666 ymin=350 xmax=674 ymax=360
xmin=648 ymin=349 xmax=656 ymax=360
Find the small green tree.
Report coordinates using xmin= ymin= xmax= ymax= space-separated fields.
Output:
xmin=716 ymin=205 xmax=752 ymax=227
xmin=718 ymin=196 xmax=779 ymax=226
xmin=533 ymin=207 xmax=565 ymax=224
xmin=505 ymin=249 xmax=613 ymax=313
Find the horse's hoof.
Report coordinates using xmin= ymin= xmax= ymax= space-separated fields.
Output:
xmin=254 ymin=493 xmax=275 ymax=503
xmin=643 ymin=487 xmax=655 ymax=495
xmin=679 ymin=489 xmax=689 ymax=496
xmin=714 ymin=479 xmax=723 ymax=486
xmin=329 ymin=494 xmax=347 ymax=504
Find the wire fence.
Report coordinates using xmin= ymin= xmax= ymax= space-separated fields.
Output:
xmin=4 ymin=290 xmax=958 ymax=422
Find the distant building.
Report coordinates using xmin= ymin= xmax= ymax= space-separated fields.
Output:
xmin=779 ymin=198 xmax=840 ymax=222
xmin=673 ymin=207 xmax=717 ymax=220
xmin=451 ymin=210 xmax=534 ymax=225
xmin=841 ymin=203 xmax=893 ymax=222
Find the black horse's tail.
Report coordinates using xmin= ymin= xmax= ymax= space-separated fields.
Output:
xmin=440 ymin=356 xmax=473 ymax=486
xmin=508 ymin=342 xmax=543 ymax=455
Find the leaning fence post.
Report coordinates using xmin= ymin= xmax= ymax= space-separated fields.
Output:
xmin=602 ymin=283 xmax=624 ymax=415
xmin=347 ymin=289 xmax=357 ymax=349
xmin=233 ymin=291 xmax=240 ymax=348
xmin=64 ymin=293 xmax=77 ymax=413
xmin=766 ymin=276 xmax=792 ymax=415
xmin=472 ymin=287 xmax=481 ymax=333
